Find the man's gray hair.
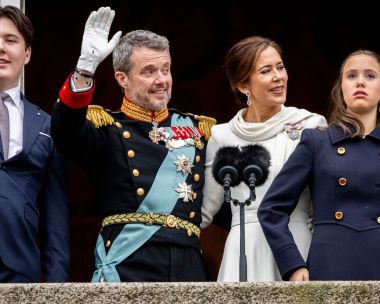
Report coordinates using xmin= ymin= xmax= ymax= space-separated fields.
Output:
xmin=112 ymin=30 xmax=170 ymax=74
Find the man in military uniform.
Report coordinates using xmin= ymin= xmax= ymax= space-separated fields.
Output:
xmin=51 ymin=7 xmax=215 ymax=282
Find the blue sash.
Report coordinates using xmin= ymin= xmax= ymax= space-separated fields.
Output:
xmin=92 ymin=113 xmax=195 ymax=282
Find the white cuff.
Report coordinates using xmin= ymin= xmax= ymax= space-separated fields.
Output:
xmin=70 ymin=74 xmax=93 ymax=92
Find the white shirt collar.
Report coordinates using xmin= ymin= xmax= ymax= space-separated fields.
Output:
xmin=4 ymin=86 xmax=22 ymax=110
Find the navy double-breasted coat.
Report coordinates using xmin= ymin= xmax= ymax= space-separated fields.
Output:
xmin=258 ymin=124 xmax=380 ymax=280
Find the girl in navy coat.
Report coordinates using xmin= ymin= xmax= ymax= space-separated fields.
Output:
xmin=258 ymin=49 xmax=380 ymax=280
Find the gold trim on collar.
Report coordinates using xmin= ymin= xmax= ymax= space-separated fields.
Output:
xmin=121 ymin=97 xmax=169 ymax=123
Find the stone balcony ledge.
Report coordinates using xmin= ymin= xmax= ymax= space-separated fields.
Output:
xmin=1 ymin=281 xmax=379 ymax=304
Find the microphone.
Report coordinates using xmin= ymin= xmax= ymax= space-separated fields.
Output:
xmin=212 ymin=146 xmax=242 ymax=202
xmin=212 ymin=146 xmax=241 ymax=189
xmin=240 ymin=144 xmax=271 ymax=201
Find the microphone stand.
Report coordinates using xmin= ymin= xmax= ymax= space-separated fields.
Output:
xmin=217 ymin=145 xmax=269 ymax=282
xmin=224 ymin=188 xmax=255 ymax=282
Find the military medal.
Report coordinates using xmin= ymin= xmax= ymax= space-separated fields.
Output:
xmin=193 ymin=137 xmax=204 ymax=150
xmin=149 ymin=124 xmax=204 ymax=150
xmin=284 ymin=120 xmax=304 ymax=141
xmin=174 ymin=154 xmax=194 ymax=175
xmin=175 ymin=182 xmax=194 ymax=202
xmin=121 ymin=98 xmax=208 ymax=149
xmin=149 ymin=121 xmax=161 ymax=144
xmin=166 ymin=139 xmax=185 ymax=150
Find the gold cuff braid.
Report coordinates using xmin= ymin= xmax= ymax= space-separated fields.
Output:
xmin=102 ymin=212 xmax=201 ymax=238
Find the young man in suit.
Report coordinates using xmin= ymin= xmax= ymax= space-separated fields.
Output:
xmin=0 ymin=5 xmax=70 ymax=282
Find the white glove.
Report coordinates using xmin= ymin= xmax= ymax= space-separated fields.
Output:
xmin=77 ymin=7 xmax=122 ymax=73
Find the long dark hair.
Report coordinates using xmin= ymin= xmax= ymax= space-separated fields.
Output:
xmin=329 ymin=49 xmax=380 ymax=137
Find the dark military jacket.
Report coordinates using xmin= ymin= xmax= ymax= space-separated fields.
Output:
xmin=51 ymin=100 xmax=214 ymax=249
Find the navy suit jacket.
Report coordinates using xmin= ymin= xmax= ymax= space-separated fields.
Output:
xmin=0 ymin=95 xmax=70 ymax=282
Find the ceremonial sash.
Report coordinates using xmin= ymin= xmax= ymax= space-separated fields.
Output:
xmin=92 ymin=113 xmax=195 ymax=282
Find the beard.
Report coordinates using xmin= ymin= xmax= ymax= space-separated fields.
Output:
xmin=128 ymin=90 xmax=171 ymax=111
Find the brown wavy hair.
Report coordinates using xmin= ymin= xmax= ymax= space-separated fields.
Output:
xmin=0 ymin=6 xmax=33 ymax=49
xmin=224 ymin=36 xmax=282 ymax=104
xmin=329 ymin=49 xmax=380 ymax=137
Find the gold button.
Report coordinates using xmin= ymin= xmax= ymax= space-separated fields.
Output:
xmin=377 ymin=217 xmax=380 ymax=224
xmin=133 ymin=169 xmax=140 ymax=176
xmin=335 ymin=211 xmax=343 ymax=220
xmin=187 ymin=229 xmax=192 ymax=237
xmin=115 ymin=122 xmax=122 ymax=128
xmin=128 ymin=150 xmax=135 ymax=158
xmin=123 ymin=131 xmax=131 ymax=139
xmin=195 ymin=155 xmax=201 ymax=163
xmin=192 ymin=192 xmax=197 ymax=200
xmin=105 ymin=240 xmax=111 ymax=248
xmin=194 ymin=174 xmax=200 ymax=182
xmin=337 ymin=147 xmax=345 ymax=155
xmin=338 ymin=178 xmax=347 ymax=186
xmin=189 ymin=211 xmax=196 ymax=219
xmin=137 ymin=188 xmax=145 ymax=196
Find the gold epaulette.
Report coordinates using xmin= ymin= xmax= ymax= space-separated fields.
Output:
xmin=193 ymin=115 xmax=217 ymax=141
xmin=86 ymin=105 xmax=114 ymax=128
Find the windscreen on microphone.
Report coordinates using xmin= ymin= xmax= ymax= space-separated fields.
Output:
xmin=212 ymin=146 xmax=242 ymax=188
xmin=240 ymin=144 xmax=271 ymax=187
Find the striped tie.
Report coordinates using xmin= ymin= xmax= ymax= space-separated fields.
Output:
xmin=0 ymin=92 xmax=10 ymax=159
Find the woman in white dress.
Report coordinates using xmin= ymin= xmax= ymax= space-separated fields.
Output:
xmin=201 ymin=36 xmax=327 ymax=281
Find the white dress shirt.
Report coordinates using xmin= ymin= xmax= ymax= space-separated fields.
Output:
xmin=4 ymin=86 xmax=23 ymax=159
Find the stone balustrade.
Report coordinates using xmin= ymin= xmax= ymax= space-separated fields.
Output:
xmin=1 ymin=281 xmax=379 ymax=304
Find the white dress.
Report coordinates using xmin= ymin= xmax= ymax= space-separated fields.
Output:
xmin=201 ymin=106 xmax=327 ymax=282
